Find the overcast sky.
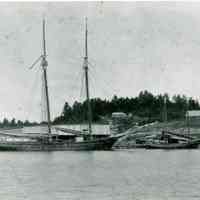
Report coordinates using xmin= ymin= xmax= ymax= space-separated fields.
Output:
xmin=0 ymin=2 xmax=200 ymax=121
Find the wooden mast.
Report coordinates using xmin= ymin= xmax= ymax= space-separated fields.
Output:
xmin=83 ymin=17 xmax=92 ymax=135
xmin=41 ymin=19 xmax=51 ymax=137
xmin=163 ymin=94 xmax=167 ymax=123
xmin=186 ymin=101 xmax=190 ymax=136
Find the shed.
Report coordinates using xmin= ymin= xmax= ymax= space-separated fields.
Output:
xmin=186 ymin=110 xmax=200 ymax=126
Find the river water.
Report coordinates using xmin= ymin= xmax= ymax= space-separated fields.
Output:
xmin=0 ymin=149 xmax=200 ymax=200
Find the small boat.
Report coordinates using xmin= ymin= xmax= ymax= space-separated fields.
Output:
xmin=145 ymin=130 xmax=200 ymax=149
xmin=146 ymin=141 xmax=199 ymax=149
xmin=145 ymin=95 xmax=200 ymax=149
xmin=0 ymin=18 xmax=122 ymax=151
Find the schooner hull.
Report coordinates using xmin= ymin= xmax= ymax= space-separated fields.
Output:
xmin=0 ymin=136 xmax=118 ymax=151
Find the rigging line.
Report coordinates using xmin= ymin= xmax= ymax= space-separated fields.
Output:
xmin=70 ymin=67 xmax=84 ymax=102
xmin=89 ymin=69 xmax=110 ymax=96
xmin=87 ymin=57 xmax=99 ymax=66
xmin=88 ymin=69 xmax=113 ymax=98
xmin=88 ymin=56 xmax=107 ymax=70
xmin=88 ymin=60 xmax=107 ymax=80
xmin=88 ymin=71 xmax=97 ymax=97
xmin=26 ymin=67 xmax=41 ymax=121
xmin=88 ymin=61 xmax=114 ymax=89
xmin=58 ymin=60 xmax=83 ymax=103
xmin=88 ymin=63 xmax=117 ymax=96
xmin=89 ymin=68 xmax=110 ymax=92
xmin=75 ymin=38 xmax=84 ymax=60
xmin=29 ymin=55 xmax=42 ymax=69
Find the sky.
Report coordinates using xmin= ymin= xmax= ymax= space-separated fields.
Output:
xmin=0 ymin=2 xmax=200 ymax=121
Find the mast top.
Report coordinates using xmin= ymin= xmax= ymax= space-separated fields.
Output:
xmin=42 ymin=18 xmax=48 ymax=68
xmin=85 ymin=17 xmax=88 ymax=59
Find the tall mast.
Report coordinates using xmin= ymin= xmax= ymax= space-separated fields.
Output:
xmin=186 ymin=101 xmax=190 ymax=135
xmin=41 ymin=19 xmax=51 ymax=136
xmin=163 ymin=94 xmax=167 ymax=123
xmin=84 ymin=17 xmax=92 ymax=134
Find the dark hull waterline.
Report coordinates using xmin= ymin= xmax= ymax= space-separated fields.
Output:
xmin=0 ymin=136 xmax=119 ymax=151
xmin=146 ymin=141 xmax=200 ymax=149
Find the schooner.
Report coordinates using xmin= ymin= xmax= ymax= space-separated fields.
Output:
xmin=0 ymin=18 xmax=121 ymax=151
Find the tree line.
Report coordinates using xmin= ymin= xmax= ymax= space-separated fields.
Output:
xmin=0 ymin=118 xmax=38 ymax=128
xmin=53 ymin=90 xmax=200 ymax=124
xmin=1 ymin=90 xmax=199 ymax=127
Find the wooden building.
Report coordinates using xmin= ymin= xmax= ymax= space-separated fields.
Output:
xmin=186 ymin=110 xmax=200 ymax=126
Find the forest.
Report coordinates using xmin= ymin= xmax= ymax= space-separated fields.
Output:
xmin=0 ymin=118 xmax=38 ymax=128
xmin=53 ymin=90 xmax=200 ymax=124
xmin=1 ymin=90 xmax=199 ymax=128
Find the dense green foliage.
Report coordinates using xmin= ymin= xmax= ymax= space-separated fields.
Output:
xmin=0 ymin=118 xmax=38 ymax=128
xmin=53 ymin=90 xmax=200 ymax=124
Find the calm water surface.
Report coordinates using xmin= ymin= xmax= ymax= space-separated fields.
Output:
xmin=0 ymin=150 xmax=200 ymax=200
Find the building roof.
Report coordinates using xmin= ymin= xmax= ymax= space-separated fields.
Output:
xmin=112 ymin=112 xmax=127 ymax=118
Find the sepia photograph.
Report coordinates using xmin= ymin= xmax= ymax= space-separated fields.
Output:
xmin=0 ymin=1 xmax=199 ymax=199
